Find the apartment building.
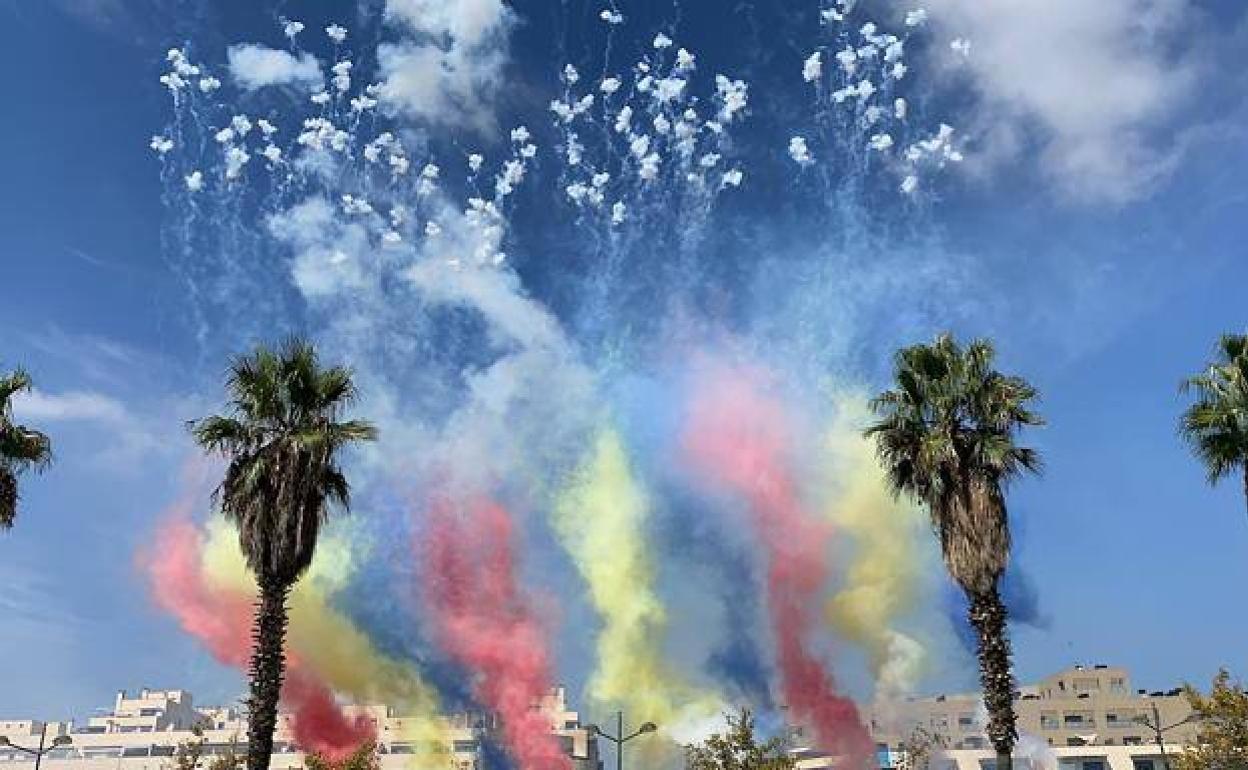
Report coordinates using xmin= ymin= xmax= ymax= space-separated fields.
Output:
xmin=866 ymin=664 xmax=1197 ymax=752
xmin=0 ymin=687 xmax=599 ymax=770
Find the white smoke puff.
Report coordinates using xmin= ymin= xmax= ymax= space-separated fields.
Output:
xmin=857 ymin=79 xmax=877 ymax=101
xmin=468 ymin=153 xmax=485 ymax=173
xmin=891 ymin=62 xmax=908 ymax=80
xmin=150 ymin=135 xmax=174 ymax=154
xmin=198 ymin=76 xmax=221 ymax=93
xmin=895 ymin=97 xmax=908 ymax=120
xmin=510 ymin=125 xmax=531 ymax=143
xmin=788 ymin=136 xmax=814 ymax=165
xmin=600 ymin=9 xmax=624 ymax=24
xmin=950 ymin=38 xmax=971 ymax=57
xmin=836 ymin=46 xmax=858 ymax=74
xmin=214 ymin=127 xmax=235 ymax=144
xmin=900 ymin=175 xmax=919 ymax=194
xmin=870 ymin=133 xmax=894 ymax=151
xmin=600 ymin=76 xmax=621 ymax=95
xmin=653 ymin=32 xmax=673 ymax=49
xmin=224 ymin=146 xmax=250 ymax=180
xmin=639 ymin=153 xmax=661 ymax=180
xmin=610 ymin=201 xmax=626 ymax=225
xmin=655 ymin=77 xmax=687 ymax=104
xmin=326 ymin=24 xmax=348 ymax=43
xmin=803 ymin=51 xmax=823 ymax=82
xmin=283 ymin=19 xmax=305 ymax=38
xmin=184 ymin=171 xmax=203 ymax=192
xmin=676 ymin=48 xmax=696 ymax=71
xmin=653 ymin=115 xmax=671 ymax=135
xmin=262 ymin=145 xmax=282 ymax=164
xmin=715 ymin=76 xmax=749 ymax=122
xmin=231 ymin=115 xmax=253 ymax=136
xmin=311 ymin=91 xmax=331 ymax=106
xmin=378 ymin=0 xmax=516 ymax=132
xmin=905 ymin=9 xmax=928 ymax=27
xmin=722 ymin=168 xmax=744 ymax=187
xmin=227 ymin=44 xmax=323 ymax=91
xmin=614 ymin=105 xmax=633 ymax=133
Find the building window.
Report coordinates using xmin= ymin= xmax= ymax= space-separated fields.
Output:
xmin=1064 ymin=716 xmax=1084 ymax=725
xmin=1133 ymin=761 xmax=1154 ymax=770
xmin=1082 ymin=762 xmax=1105 ymax=770
xmin=1123 ymin=737 xmax=1143 ymax=746
xmin=1067 ymin=738 xmax=1087 ymax=747
xmin=959 ymin=715 xmax=975 ymax=728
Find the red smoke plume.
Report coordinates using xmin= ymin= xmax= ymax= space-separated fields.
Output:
xmin=142 ymin=515 xmax=373 ymax=761
xmin=682 ymin=366 xmax=873 ymax=769
xmin=423 ymin=497 xmax=570 ymax=770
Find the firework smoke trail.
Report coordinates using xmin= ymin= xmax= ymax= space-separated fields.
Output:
xmin=682 ymin=364 xmax=872 ymax=768
xmin=422 ymin=497 xmax=569 ymax=770
xmin=141 ymin=516 xmax=374 ymax=759
xmin=823 ymin=395 xmax=928 ymax=717
xmin=201 ymin=521 xmax=450 ymax=758
xmin=554 ymin=428 xmax=723 ymax=742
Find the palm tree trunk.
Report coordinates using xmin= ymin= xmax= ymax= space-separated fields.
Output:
xmin=246 ymin=577 xmax=290 ymax=770
xmin=968 ymin=584 xmax=1015 ymax=770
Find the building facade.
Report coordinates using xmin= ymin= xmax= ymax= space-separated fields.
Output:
xmin=0 ymin=687 xmax=599 ymax=770
xmin=867 ymin=665 xmax=1198 ymax=752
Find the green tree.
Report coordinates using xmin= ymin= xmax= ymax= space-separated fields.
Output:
xmin=174 ymin=725 xmax=207 ymax=770
xmin=866 ymin=333 xmax=1043 ymax=770
xmin=1180 ymin=334 xmax=1248 ymax=520
xmin=192 ymin=339 xmax=377 ymax=770
xmin=0 ymin=367 xmax=52 ymax=529
xmin=685 ymin=709 xmax=795 ymax=770
xmin=304 ymin=743 xmax=378 ymax=770
xmin=1175 ymin=670 xmax=1248 ymax=770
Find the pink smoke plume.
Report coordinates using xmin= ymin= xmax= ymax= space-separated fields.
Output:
xmin=682 ymin=364 xmax=873 ymax=768
xmin=141 ymin=514 xmax=373 ymax=761
xmin=423 ymin=497 xmax=570 ymax=770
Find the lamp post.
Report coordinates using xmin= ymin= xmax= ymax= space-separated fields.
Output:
xmin=586 ymin=713 xmax=657 ymax=770
xmin=1138 ymin=703 xmax=1196 ymax=770
xmin=1 ymin=722 xmax=73 ymax=770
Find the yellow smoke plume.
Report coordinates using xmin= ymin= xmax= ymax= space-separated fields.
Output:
xmin=554 ymin=429 xmax=723 ymax=746
xmin=824 ymin=394 xmax=928 ymax=703
xmin=200 ymin=519 xmax=449 ymax=761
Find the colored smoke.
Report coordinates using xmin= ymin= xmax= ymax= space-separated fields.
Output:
xmin=682 ymin=365 xmax=873 ymax=768
xmin=422 ymin=497 xmax=570 ymax=770
xmin=201 ymin=520 xmax=449 ymax=756
xmin=554 ymin=428 xmax=723 ymax=744
xmin=141 ymin=512 xmax=374 ymax=760
xmin=824 ymin=395 xmax=928 ymax=706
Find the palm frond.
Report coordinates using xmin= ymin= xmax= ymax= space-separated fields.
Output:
xmin=191 ymin=338 xmax=376 ymax=585
xmin=865 ymin=332 xmax=1042 ymax=595
xmin=1179 ymin=333 xmax=1248 ymax=490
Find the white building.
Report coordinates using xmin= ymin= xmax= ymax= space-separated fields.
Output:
xmin=0 ymin=687 xmax=599 ymax=770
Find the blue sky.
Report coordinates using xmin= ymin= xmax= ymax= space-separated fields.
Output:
xmin=2 ymin=0 xmax=1248 ymax=726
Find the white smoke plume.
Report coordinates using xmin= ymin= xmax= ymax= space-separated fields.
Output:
xmin=227 ymin=44 xmax=323 ymax=91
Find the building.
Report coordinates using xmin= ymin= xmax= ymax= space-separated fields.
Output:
xmin=867 ymin=664 xmax=1198 ymax=751
xmin=0 ymin=687 xmax=599 ymax=770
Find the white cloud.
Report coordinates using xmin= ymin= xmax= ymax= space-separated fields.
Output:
xmin=377 ymin=0 xmax=515 ymax=132
xmin=226 ymin=44 xmax=323 ymax=91
xmin=13 ymin=389 xmax=128 ymax=423
xmin=923 ymin=0 xmax=1202 ymax=203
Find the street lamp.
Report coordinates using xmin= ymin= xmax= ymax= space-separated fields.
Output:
xmin=1138 ymin=703 xmax=1196 ymax=770
xmin=586 ymin=713 xmax=657 ymax=770
xmin=1 ymin=723 xmax=73 ymax=770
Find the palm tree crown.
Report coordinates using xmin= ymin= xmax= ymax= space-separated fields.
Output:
xmin=191 ymin=339 xmax=377 ymax=584
xmin=0 ymin=368 xmax=53 ymax=529
xmin=1180 ymin=333 xmax=1248 ymax=516
xmin=865 ymin=333 xmax=1042 ymax=595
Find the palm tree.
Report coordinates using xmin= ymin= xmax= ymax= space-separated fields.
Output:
xmin=0 ymin=368 xmax=52 ymax=530
xmin=191 ymin=339 xmax=377 ymax=770
xmin=865 ymin=334 xmax=1042 ymax=770
xmin=1179 ymin=333 xmax=1248 ymax=519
